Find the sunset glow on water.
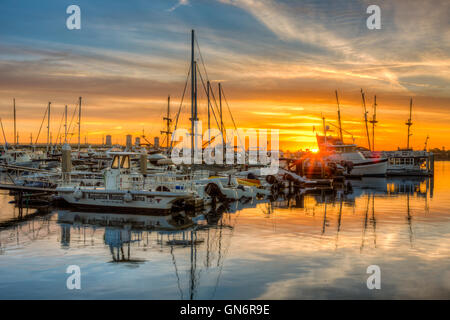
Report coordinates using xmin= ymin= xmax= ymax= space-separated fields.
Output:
xmin=0 ymin=162 xmax=448 ymax=299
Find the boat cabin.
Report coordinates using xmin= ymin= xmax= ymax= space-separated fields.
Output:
xmin=328 ymin=144 xmax=358 ymax=154
xmin=110 ymin=153 xmax=131 ymax=170
xmin=383 ymin=150 xmax=434 ymax=175
xmin=105 ymin=152 xmax=142 ymax=190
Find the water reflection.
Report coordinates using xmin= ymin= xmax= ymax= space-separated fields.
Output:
xmin=0 ymin=165 xmax=448 ymax=299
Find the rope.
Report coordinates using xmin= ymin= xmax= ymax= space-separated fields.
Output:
xmin=170 ymin=66 xmax=191 ymax=151
xmin=34 ymin=105 xmax=48 ymax=144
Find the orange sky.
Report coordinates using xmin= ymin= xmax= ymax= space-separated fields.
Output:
xmin=1 ymin=0 xmax=449 ymax=151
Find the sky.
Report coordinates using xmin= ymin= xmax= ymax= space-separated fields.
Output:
xmin=0 ymin=0 xmax=449 ymax=150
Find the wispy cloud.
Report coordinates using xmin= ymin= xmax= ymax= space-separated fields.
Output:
xmin=167 ymin=0 xmax=190 ymax=12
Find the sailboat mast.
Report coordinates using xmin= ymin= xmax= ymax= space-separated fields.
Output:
xmin=167 ymin=95 xmax=171 ymax=148
xmin=406 ymin=98 xmax=413 ymax=150
xmin=64 ymin=105 xmax=68 ymax=143
xmin=361 ymin=89 xmax=371 ymax=151
xmin=161 ymin=95 xmax=172 ymax=149
xmin=78 ymin=96 xmax=82 ymax=151
xmin=219 ymin=82 xmax=223 ymax=137
xmin=207 ymin=81 xmax=211 ymax=141
xmin=372 ymin=95 xmax=377 ymax=151
xmin=13 ymin=98 xmax=16 ymax=146
xmin=190 ymin=29 xmax=196 ymax=159
xmin=46 ymin=102 xmax=51 ymax=152
xmin=335 ymin=90 xmax=343 ymax=142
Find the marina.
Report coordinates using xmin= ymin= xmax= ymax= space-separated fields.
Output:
xmin=1 ymin=0 xmax=449 ymax=303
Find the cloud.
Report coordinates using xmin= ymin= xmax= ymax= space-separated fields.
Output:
xmin=167 ymin=0 xmax=190 ymax=12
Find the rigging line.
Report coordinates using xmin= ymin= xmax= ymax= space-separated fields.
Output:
xmin=197 ymin=65 xmax=221 ymax=131
xmin=151 ymin=98 xmax=167 ymax=141
xmin=160 ymin=134 xmax=167 ymax=147
xmin=0 ymin=118 xmax=7 ymax=147
xmin=34 ymin=105 xmax=48 ymax=145
xmin=220 ymin=86 xmax=238 ymax=131
xmin=326 ymin=121 xmax=354 ymax=137
xmin=204 ymin=78 xmax=223 ymax=123
xmin=220 ymin=85 xmax=243 ymax=146
xmin=195 ymin=36 xmax=210 ymax=84
xmin=170 ymin=66 xmax=191 ymax=151
xmin=55 ymin=109 xmax=65 ymax=144
xmin=206 ymin=84 xmax=223 ymax=129
xmin=67 ymin=104 xmax=78 ymax=143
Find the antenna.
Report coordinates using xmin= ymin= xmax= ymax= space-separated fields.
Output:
xmin=406 ymin=98 xmax=413 ymax=150
xmin=424 ymin=135 xmax=429 ymax=151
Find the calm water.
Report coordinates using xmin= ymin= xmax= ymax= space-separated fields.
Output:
xmin=0 ymin=162 xmax=449 ymax=299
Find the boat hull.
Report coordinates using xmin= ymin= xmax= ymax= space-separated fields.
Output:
xmin=346 ymin=159 xmax=388 ymax=177
xmin=57 ymin=187 xmax=192 ymax=215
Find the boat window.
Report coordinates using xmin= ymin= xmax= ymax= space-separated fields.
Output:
xmin=121 ymin=155 xmax=130 ymax=169
xmin=111 ymin=155 xmax=120 ymax=169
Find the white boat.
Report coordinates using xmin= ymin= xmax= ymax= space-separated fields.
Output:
xmin=317 ymin=136 xmax=387 ymax=177
xmin=56 ymin=152 xmax=198 ymax=214
xmin=0 ymin=149 xmax=35 ymax=168
xmin=383 ymin=150 xmax=433 ymax=176
xmin=361 ymin=149 xmax=434 ymax=176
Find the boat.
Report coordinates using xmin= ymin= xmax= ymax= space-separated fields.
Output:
xmin=361 ymin=99 xmax=434 ymax=176
xmin=383 ymin=149 xmax=433 ymax=176
xmin=317 ymin=135 xmax=387 ymax=177
xmin=0 ymin=149 xmax=34 ymax=168
xmin=56 ymin=152 xmax=199 ymax=214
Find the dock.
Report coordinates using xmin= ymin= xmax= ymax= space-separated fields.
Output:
xmin=0 ymin=183 xmax=57 ymax=193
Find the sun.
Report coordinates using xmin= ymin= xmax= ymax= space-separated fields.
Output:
xmin=310 ymin=148 xmax=319 ymax=153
